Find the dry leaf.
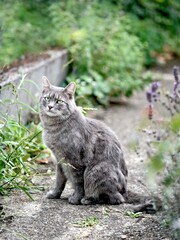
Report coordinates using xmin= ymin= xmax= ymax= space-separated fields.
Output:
xmin=37 ymin=158 xmax=49 ymax=164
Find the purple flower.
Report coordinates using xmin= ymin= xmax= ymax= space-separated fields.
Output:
xmin=173 ymin=66 xmax=179 ymax=96
xmin=173 ymin=66 xmax=179 ymax=83
xmin=146 ymin=90 xmax=152 ymax=103
xmin=145 ymin=82 xmax=160 ymax=120
xmin=146 ymin=81 xmax=160 ymax=119
xmin=173 ymin=82 xmax=179 ymax=96
xmin=151 ymin=82 xmax=160 ymax=93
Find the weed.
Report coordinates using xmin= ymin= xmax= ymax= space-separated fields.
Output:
xmin=0 ymin=76 xmax=47 ymax=197
xmin=73 ymin=216 xmax=99 ymax=228
xmin=126 ymin=211 xmax=143 ymax=219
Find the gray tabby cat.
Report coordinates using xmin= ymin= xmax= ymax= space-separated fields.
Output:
xmin=40 ymin=76 xmax=128 ymax=205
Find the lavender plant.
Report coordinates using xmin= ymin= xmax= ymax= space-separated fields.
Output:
xmin=146 ymin=66 xmax=180 ymax=119
xmin=141 ymin=66 xmax=180 ymax=237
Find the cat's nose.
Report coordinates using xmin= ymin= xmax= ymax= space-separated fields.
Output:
xmin=48 ymin=105 xmax=53 ymax=110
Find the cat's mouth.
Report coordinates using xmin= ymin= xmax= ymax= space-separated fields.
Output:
xmin=46 ymin=109 xmax=57 ymax=117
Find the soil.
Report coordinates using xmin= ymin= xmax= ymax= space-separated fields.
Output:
xmin=1 ymin=62 xmax=179 ymax=240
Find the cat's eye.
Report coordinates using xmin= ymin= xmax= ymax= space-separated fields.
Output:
xmin=44 ymin=97 xmax=50 ymax=102
xmin=56 ymin=99 xmax=64 ymax=104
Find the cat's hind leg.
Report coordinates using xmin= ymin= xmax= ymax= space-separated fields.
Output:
xmin=81 ymin=192 xmax=125 ymax=205
xmin=82 ymin=163 xmax=126 ymax=205
xmin=100 ymin=192 xmax=125 ymax=205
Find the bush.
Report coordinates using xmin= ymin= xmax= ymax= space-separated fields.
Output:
xmin=0 ymin=0 xmax=179 ymax=106
xmin=49 ymin=0 xmax=147 ymax=106
xmin=120 ymin=0 xmax=180 ymax=66
xmin=0 ymin=0 xmax=52 ymax=66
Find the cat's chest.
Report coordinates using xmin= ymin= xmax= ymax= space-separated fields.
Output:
xmin=43 ymin=128 xmax=84 ymax=156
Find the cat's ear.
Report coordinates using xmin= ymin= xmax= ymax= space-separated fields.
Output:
xmin=42 ymin=76 xmax=51 ymax=89
xmin=64 ymin=82 xmax=76 ymax=99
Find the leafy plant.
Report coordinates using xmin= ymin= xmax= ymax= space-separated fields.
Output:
xmin=49 ymin=0 xmax=148 ymax=106
xmin=0 ymin=0 xmax=52 ymax=66
xmin=120 ymin=0 xmax=180 ymax=66
xmin=0 ymin=0 xmax=179 ymax=106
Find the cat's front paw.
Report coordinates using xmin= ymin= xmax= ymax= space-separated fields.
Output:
xmin=46 ymin=190 xmax=61 ymax=199
xmin=81 ymin=197 xmax=97 ymax=205
xmin=68 ymin=195 xmax=82 ymax=205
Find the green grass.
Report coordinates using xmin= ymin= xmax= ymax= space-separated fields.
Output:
xmin=0 ymin=76 xmax=48 ymax=197
xmin=73 ymin=216 xmax=100 ymax=228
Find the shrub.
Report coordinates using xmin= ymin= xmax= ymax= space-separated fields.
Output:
xmin=0 ymin=0 xmax=52 ymax=66
xmin=49 ymin=0 xmax=147 ymax=106
xmin=0 ymin=0 xmax=179 ymax=106
xmin=120 ymin=0 xmax=180 ymax=66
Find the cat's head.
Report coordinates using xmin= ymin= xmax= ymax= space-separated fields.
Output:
xmin=40 ymin=76 xmax=76 ymax=120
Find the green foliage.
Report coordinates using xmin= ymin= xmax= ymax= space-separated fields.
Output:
xmin=73 ymin=216 xmax=99 ymax=227
xmin=148 ymin=134 xmax=180 ymax=189
xmin=67 ymin=72 xmax=111 ymax=106
xmin=0 ymin=0 xmax=179 ymax=106
xmin=147 ymin=124 xmax=180 ymax=239
xmin=0 ymin=0 xmax=52 ymax=66
xmin=0 ymin=118 xmax=45 ymax=196
xmin=0 ymin=77 xmax=47 ymax=196
xmin=170 ymin=114 xmax=180 ymax=133
xmin=121 ymin=15 xmax=167 ymax=66
xmin=49 ymin=0 xmax=146 ymax=105
xmin=121 ymin=0 xmax=180 ymax=34
xmin=120 ymin=0 xmax=180 ymax=66
xmin=126 ymin=211 xmax=143 ymax=218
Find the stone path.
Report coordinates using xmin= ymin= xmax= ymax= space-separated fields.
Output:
xmin=0 ymin=68 xmax=175 ymax=240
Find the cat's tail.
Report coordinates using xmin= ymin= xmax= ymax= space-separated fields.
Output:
xmin=124 ymin=190 xmax=162 ymax=214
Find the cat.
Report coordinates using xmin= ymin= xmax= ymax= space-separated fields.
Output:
xmin=39 ymin=76 xmax=160 ymax=212
xmin=39 ymin=76 xmax=128 ymax=205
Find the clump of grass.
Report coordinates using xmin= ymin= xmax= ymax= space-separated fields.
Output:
xmin=0 ymin=77 xmax=47 ymax=197
xmin=126 ymin=211 xmax=143 ymax=219
xmin=73 ymin=216 xmax=99 ymax=228
xmin=0 ymin=118 xmax=46 ymax=197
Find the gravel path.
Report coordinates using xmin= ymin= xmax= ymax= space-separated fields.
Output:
xmin=0 ymin=69 xmax=175 ymax=240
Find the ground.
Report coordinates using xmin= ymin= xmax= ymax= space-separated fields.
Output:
xmin=0 ymin=65 xmax=177 ymax=240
